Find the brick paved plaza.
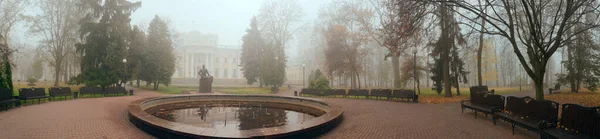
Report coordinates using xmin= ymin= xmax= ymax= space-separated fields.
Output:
xmin=0 ymin=88 xmax=536 ymax=139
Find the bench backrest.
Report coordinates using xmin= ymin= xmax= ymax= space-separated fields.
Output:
xmin=49 ymin=87 xmax=61 ymax=96
xmin=347 ymin=89 xmax=369 ymax=96
xmin=19 ymin=88 xmax=33 ymax=98
xmin=392 ymin=89 xmax=415 ymax=97
xmin=301 ymin=88 xmax=317 ymax=95
xmin=0 ymin=88 xmax=13 ymax=100
xmin=505 ymin=96 xmax=558 ymax=120
xmin=117 ymin=87 xmax=126 ymax=93
xmin=326 ymin=89 xmax=345 ymax=95
xmin=105 ymin=87 xmax=116 ymax=94
xmin=81 ymin=87 xmax=103 ymax=94
xmin=558 ymin=104 xmax=600 ymax=138
xmin=469 ymin=91 xmax=485 ymax=105
xmin=485 ymin=94 xmax=505 ymax=109
xmin=470 ymin=92 xmax=504 ymax=109
xmin=33 ymin=88 xmax=46 ymax=96
xmin=62 ymin=87 xmax=72 ymax=94
xmin=371 ymin=89 xmax=391 ymax=96
xmin=20 ymin=88 xmax=46 ymax=97
xmin=470 ymin=86 xmax=489 ymax=93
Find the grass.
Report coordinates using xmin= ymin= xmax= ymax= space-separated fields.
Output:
xmin=546 ymin=91 xmax=600 ymax=107
xmin=136 ymin=84 xmax=287 ymax=95
xmin=136 ymin=84 xmax=194 ymax=94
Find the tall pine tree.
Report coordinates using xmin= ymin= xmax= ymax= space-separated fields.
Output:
xmin=240 ymin=17 xmax=263 ymax=85
xmin=142 ymin=15 xmax=175 ymax=90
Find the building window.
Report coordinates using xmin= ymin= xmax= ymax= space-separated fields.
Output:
xmin=233 ymin=69 xmax=237 ymax=78
xmin=224 ymin=69 xmax=228 ymax=78
xmin=214 ymin=68 xmax=219 ymax=77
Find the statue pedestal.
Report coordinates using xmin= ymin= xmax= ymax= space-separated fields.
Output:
xmin=199 ymin=76 xmax=213 ymax=93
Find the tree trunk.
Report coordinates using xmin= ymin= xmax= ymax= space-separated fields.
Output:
xmin=356 ymin=71 xmax=361 ymax=89
xmin=53 ymin=60 xmax=62 ymax=87
xmin=392 ymin=55 xmax=401 ymax=88
xmin=136 ymin=79 xmax=140 ymax=87
xmin=456 ymin=80 xmax=461 ymax=96
xmin=477 ymin=8 xmax=486 ymax=87
xmin=443 ymin=53 xmax=451 ymax=97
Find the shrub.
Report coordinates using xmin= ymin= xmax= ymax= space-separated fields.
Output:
xmin=309 ymin=76 xmax=330 ymax=96
xmin=27 ymin=77 xmax=37 ymax=86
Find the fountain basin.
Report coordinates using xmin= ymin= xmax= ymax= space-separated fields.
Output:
xmin=128 ymin=95 xmax=343 ymax=138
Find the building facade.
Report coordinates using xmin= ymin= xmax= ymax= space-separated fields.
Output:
xmin=173 ymin=31 xmax=243 ymax=80
xmin=172 ymin=31 xmax=305 ymax=86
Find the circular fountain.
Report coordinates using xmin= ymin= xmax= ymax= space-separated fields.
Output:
xmin=128 ymin=95 xmax=343 ymax=138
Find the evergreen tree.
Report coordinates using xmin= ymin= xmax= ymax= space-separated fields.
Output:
xmin=558 ymin=26 xmax=600 ymax=92
xmin=240 ymin=17 xmax=263 ymax=85
xmin=142 ymin=15 xmax=175 ymax=90
xmin=128 ymin=26 xmax=146 ymax=87
xmin=74 ymin=0 xmax=141 ymax=88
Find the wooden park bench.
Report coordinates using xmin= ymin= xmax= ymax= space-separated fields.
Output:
xmin=0 ymin=88 xmax=20 ymax=111
xmin=49 ymin=87 xmax=73 ymax=101
xmin=326 ymin=89 xmax=346 ymax=98
xmin=391 ymin=89 xmax=418 ymax=103
xmin=105 ymin=87 xmax=128 ymax=96
xmin=492 ymin=96 xmax=559 ymax=134
xmin=80 ymin=87 xmax=104 ymax=97
xmin=470 ymin=85 xmax=494 ymax=94
xmin=347 ymin=89 xmax=369 ymax=99
xmin=461 ymin=91 xmax=505 ymax=118
xmin=18 ymin=88 xmax=50 ymax=104
xmin=300 ymin=88 xmax=319 ymax=96
xmin=539 ymin=104 xmax=600 ymax=139
xmin=548 ymin=84 xmax=560 ymax=94
xmin=370 ymin=89 xmax=391 ymax=100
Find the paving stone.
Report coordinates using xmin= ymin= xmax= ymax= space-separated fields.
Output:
xmin=0 ymin=88 xmax=536 ymax=139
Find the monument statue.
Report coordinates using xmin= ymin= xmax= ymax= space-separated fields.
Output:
xmin=198 ymin=65 xmax=213 ymax=93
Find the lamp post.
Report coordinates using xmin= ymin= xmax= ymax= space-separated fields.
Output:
xmin=122 ymin=58 xmax=127 ymax=86
xmin=302 ymin=64 xmax=306 ymax=88
xmin=413 ymin=47 xmax=420 ymax=95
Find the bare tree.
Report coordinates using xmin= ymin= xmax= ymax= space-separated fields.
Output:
xmin=358 ymin=0 xmax=428 ymax=88
xmin=0 ymin=0 xmax=30 ymax=55
xmin=258 ymin=0 xmax=304 ymax=48
xmin=317 ymin=0 xmax=372 ymax=89
xmin=29 ymin=0 xmax=83 ymax=86
xmin=441 ymin=0 xmax=600 ymax=100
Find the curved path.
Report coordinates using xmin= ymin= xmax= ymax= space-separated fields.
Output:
xmin=0 ymin=88 xmax=536 ymax=139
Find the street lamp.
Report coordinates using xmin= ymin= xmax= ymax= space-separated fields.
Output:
xmin=413 ymin=47 xmax=420 ymax=95
xmin=302 ymin=64 xmax=306 ymax=88
xmin=122 ymin=58 xmax=127 ymax=86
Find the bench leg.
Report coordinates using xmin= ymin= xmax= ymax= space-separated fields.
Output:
xmin=512 ymin=124 xmax=516 ymax=135
xmin=492 ymin=116 xmax=497 ymax=125
xmin=461 ymin=106 xmax=464 ymax=113
xmin=473 ymin=110 xmax=477 ymax=119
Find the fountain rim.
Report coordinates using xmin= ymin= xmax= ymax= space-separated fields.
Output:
xmin=128 ymin=94 xmax=344 ymax=138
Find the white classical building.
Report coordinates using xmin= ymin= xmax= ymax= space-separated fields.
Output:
xmin=172 ymin=31 xmax=243 ymax=80
xmin=171 ymin=31 xmax=305 ymax=86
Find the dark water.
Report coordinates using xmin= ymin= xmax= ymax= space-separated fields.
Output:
xmin=150 ymin=104 xmax=317 ymax=130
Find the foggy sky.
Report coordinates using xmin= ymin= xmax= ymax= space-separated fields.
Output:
xmin=130 ymin=0 xmax=328 ymax=58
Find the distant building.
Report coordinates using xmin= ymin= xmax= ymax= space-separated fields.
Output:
xmin=172 ymin=31 xmax=243 ymax=82
xmin=172 ymin=31 xmax=305 ymax=86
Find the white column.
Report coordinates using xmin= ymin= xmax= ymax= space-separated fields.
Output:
xmin=184 ymin=53 xmax=188 ymax=78
xmin=192 ymin=54 xmax=196 ymax=78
